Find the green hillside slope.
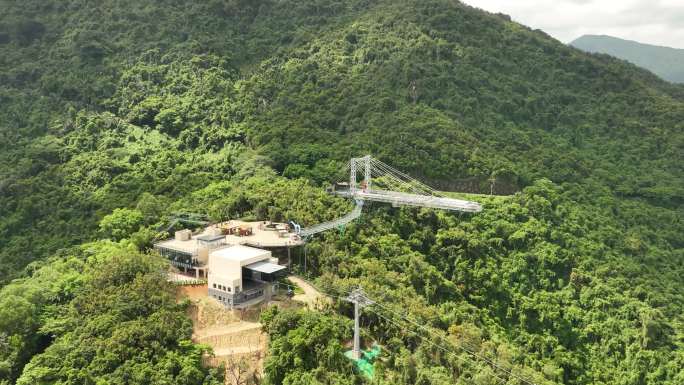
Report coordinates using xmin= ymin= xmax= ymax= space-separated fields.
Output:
xmin=0 ymin=1 xmax=682 ymax=384
xmin=571 ymin=34 xmax=684 ymax=84
xmin=1 ymin=0 xmax=682 ymax=281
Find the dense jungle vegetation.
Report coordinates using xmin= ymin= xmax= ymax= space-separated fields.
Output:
xmin=0 ymin=0 xmax=682 ymax=384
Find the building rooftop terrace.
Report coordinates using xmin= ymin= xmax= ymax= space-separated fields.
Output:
xmin=154 ymin=220 xmax=304 ymax=256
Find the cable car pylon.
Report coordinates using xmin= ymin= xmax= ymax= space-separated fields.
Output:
xmin=344 ymin=287 xmax=374 ymax=359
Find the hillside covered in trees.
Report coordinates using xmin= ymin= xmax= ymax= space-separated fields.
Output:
xmin=0 ymin=0 xmax=682 ymax=384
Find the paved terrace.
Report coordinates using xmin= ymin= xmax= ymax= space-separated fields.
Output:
xmin=221 ymin=220 xmax=305 ymax=248
xmin=155 ymin=220 xmax=304 ymax=255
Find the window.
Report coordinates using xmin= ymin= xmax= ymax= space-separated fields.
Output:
xmin=212 ymin=283 xmax=216 ymax=289
xmin=227 ymin=287 xmax=231 ymax=292
xmin=222 ymin=285 xmax=227 ymax=291
xmin=218 ymin=296 xmax=222 ymax=301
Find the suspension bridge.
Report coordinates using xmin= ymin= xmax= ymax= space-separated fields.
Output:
xmin=299 ymin=155 xmax=482 ymax=237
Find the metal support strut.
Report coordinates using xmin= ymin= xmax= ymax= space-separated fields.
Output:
xmin=363 ymin=155 xmax=371 ymax=192
xmin=350 ymin=158 xmax=357 ymax=194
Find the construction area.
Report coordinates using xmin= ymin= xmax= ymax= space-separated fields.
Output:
xmin=180 ymin=285 xmax=267 ymax=384
xmin=178 ymin=275 xmax=326 ymax=385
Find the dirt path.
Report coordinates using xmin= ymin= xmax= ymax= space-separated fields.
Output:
xmin=288 ymin=275 xmax=330 ymax=309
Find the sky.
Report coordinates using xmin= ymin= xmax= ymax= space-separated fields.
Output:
xmin=461 ymin=0 xmax=684 ymax=49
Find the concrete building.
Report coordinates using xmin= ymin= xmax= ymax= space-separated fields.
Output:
xmin=154 ymin=221 xmax=303 ymax=280
xmin=154 ymin=227 xmax=227 ymax=278
xmin=154 ymin=222 xmax=298 ymax=308
xmin=207 ymin=245 xmax=287 ymax=308
xmin=154 ymin=221 xmax=300 ymax=307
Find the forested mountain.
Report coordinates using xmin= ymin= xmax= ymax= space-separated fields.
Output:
xmin=0 ymin=1 xmax=682 ymax=384
xmin=570 ymin=34 xmax=684 ymax=84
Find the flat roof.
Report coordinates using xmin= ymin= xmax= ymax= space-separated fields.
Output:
xmin=244 ymin=261 xmax=287 ymax=274
xmin=155 ymin=238 xmax=199 ymax=254
xmin=155 ymin=220 xmax=305 ymax=258
xmin=196 ymin=234 xmax=225 ymax=242
xmin=210 ymin=245 xmax=270 ymax=262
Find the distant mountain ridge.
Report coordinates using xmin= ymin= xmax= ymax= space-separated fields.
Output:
xmin=570 ymin=34 xmax=684 ymax=83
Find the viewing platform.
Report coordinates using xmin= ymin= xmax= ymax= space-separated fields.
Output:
xmin=220 ymin=220 xmax=305 ymax=248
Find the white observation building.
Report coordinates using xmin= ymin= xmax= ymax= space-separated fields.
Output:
xmin=207 ymin=245 xmax=287 ymax=308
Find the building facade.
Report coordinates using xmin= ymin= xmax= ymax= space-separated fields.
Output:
xmin=207 ymin=245 xmax=287 ymax=308
xmin=154 ymin=224 xmax=294 ymax=308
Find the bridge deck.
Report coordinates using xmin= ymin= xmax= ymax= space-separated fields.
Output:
xmin=300 ymin=200 xmax=364 ymax=237
xmin=336 ymin=189 xmax=482 ymax=213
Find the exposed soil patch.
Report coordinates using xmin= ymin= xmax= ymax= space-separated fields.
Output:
xmin=178 ymin=284 xmax=267 ymax=385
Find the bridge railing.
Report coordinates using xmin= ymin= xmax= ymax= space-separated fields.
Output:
xmin=300 ymin=200 xmax=364 ymax=237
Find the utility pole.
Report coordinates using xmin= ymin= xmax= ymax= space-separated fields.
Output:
xmin=345 ymin=287 xmax=374 ymax=359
